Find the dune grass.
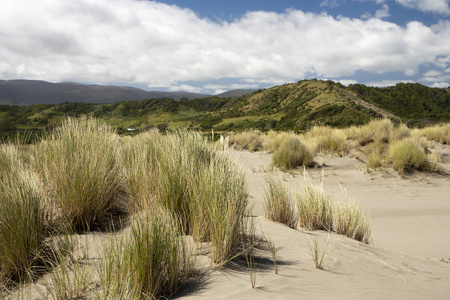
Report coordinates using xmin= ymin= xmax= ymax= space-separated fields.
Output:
xmin=102 ymin=207 xmax=193 ymax=299
xmin=121 ymin=129 xmax=248 ymax=266
xmin=264 ymin=175 xmax=297 ymax=228
xmin=34 ymin=116 xmax=123 ymax=231
xmin=388 ymin=139 xmax=429 ymax=173
xmin=305 ymin=126 xmax=348 ymax=156
xmin=228 ymin=130 xmax=262 ymax=151
xmin=296 ymin=183 xmax=333 ymax=231
xmin=0 ymin=144 xmax=47 ymax=285
xmin=272 ymin=135 xmax=313 ymax=170
xmin=334 ymin=197 xmax=371 ymax=243
xmin=414 ymin=123 xmax=450 ymax=144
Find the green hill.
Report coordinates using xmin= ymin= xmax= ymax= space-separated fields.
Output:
xmin=1 ymin=79 xmax=449 ymax=141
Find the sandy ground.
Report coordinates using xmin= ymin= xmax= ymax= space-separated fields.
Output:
xmin=7 ymin=145 xmax=450 ymax=299
xmin=180 ymin=148 xmax=450 ymax=300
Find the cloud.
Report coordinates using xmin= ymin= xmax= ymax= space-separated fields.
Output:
xmin=1 ymin=0 xmax=450 ymax=92
xmin=375 ymin=4 xmax=390 ymax=18
xmin=320 ymin=0 xmax=344 ymax=8
xmin=394 ymin=0 xmax=450 ymax=15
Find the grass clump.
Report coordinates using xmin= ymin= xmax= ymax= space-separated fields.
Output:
xmin=228 ymin=130 xmax=262 ymax=151
xmin=0 ymin=144 xmax=47 ymax=285
xmin=121 ymin=129 xmax=248 ymax=266
xmin=388 ymin=139 xmax=429 ymax=173
xmin=306 ymin=126 xmax=348 ymax=156
xmin=191 ymin=153 xmax=248 ymax=266
xmin=415 ymin=123 xmax=450 ymax=144
xmin=272 ymin=135 xmax=313 ymax=170
xmin=102 ymin=207 xmax=193 ymax=299
xmin=35 ymin=116 xmax=123 ymax=231
xmin=296 ymin=183 xmax=333 ymax=231
xmin=334 ymin=198 xmax=371 ymax=244
xmin=263 ymin=175 xmax=297 ymax=228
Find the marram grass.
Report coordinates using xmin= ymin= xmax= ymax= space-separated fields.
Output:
xmin=34 ymin=116 xmax=123 ymax=231
xmin=102 ymin=207 xmax=193 ymax=299
xmin=272 ymin=135 xmax=313 ymax=170
xmin=0 ymin=144 xmax=46 ymax=284
xmin=264 ymin=175 xmax=297 ymax=228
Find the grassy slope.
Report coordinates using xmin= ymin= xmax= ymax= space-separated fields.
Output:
xmin=1 ymin=80 xmax=449 ymax=141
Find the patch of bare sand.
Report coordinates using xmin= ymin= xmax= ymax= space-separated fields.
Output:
xmin=179 ymin=149 xmax=450 ymax=299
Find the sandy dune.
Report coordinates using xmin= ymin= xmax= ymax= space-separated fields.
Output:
xmin=7 ymin=146 xmax=450 ymax=299
xmin=181 ymin=149 xmax=450 ymax=299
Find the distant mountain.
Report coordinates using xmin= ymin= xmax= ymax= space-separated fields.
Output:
xmin=216 ymin=89 xmax=257 ymax=98
xmin=0 ymin=80 xmax=210 ymax=105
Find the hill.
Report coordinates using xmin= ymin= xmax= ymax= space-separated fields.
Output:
xmin=0 ymin=79 xmax=210 ymax=105
xmin=1 ymin=79 xmax=449 ymax=141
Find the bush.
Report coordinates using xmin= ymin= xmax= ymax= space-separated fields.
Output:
xmin=272 ymin=135 xmax=313 ymax=170
xmin=264 ymin=175 xmax=297 ymax=228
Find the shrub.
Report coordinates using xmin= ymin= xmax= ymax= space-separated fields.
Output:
xmin=102 ymin=207 xmax=193 ymax=299
xmin=388 ymin=139 xmax=429 ymax=173
xmin=272 ymin=135 xmax=313 ymax=170
xmin=263 ymin=175 xmax=297 ymax=228
xmin=0 ymin=144 xmax=46 ymax=284
xmin=35 ymin=116 xmax=123 ymax=230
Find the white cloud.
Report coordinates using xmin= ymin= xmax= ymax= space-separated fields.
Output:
xmin=430 ymin=81 xmax=449 ymax=87
xmin=335 ymin=79 xmax=359 ymax=85
xmin=365 ymin=79 xmax=415 ymax=86
xmin=394 ymin=0 xmax=450 ymax=15
xmin=320 ymin=0 xmax=343 ymax=8
xmin=1 ymin=0 xmax=450 ymax=92
xmin=375 ymin=4 xmax=390 ymax=18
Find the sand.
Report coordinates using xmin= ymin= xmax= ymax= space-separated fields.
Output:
xmin=7 ymin=145 xmax=450 ymax=299
xmin=180 ymin=148 xmax=450 ymax=299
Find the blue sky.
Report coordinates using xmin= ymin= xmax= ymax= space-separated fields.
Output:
xmin=1 ymin=0 xmax=449 ymax=94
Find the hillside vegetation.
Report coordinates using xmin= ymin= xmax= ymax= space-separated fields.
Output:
xmin=1 ymin=79 xmax=449 ymax=141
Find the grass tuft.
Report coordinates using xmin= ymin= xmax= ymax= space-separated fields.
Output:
xmin=264 ymin=175 xmax=297 ymax=228
xmin=102 ymin=207 xmax=193 ymax=299
xmin=35 ymin=116 xmax=123 ymax=231
xmin=0 ymin=144 xmax=47 ymax=285
xmin=388 ymin=139 xmax=429 ymax=173
xmin=272 ymin=135 xmax=313 ymax=170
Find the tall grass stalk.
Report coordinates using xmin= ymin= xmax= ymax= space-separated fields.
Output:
xmin=264 ymin=175 xmax=297 ymax=228
xmin=102 ymin=208 xmax=193 ymax=299
xmin=309 ymin=234 xmax=330 ymax=269
xmin=35 ymin=116 xmax=122 ymax=230
xmin=0 ymin=144 xmax=46 ymax=284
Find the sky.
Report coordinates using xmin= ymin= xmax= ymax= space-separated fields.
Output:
xmin=1 ymin=0 xmax=450 ymax=94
